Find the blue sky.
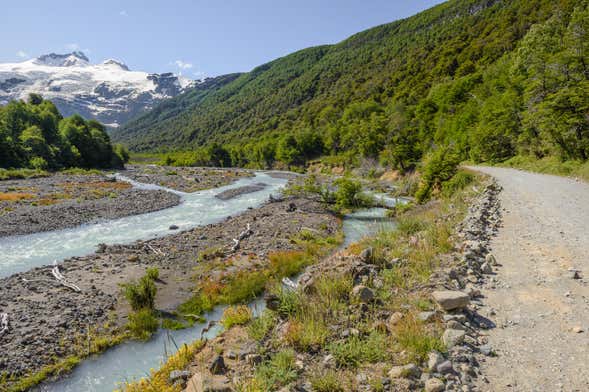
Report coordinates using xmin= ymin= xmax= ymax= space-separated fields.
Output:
xmin=2 ymin=0 xmax=443 ymax=78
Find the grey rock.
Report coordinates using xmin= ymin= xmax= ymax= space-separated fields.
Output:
xmin=427 ymin=351 xmax=445 ymax=372
xmin=351 ymin=285 xmax=374 ymax=303
xmin=169 ymin=224 xmax=179 ymax=230
xmin=359 ymin=247 xmax=373 ymax=263
xmin=209 ymin=355 xmax=227 ymax=375
xmin=436 ymin=360 xmax=454 ymax=374
xmin=388 ymin=363 xmax=421 ymax=379
xmin=169 ymin=369 xmax=190 ymax=382
xmin=418 ymin=311 xmax=437 ymax=322
xmin=245 ymin=353 xmax=262 ymax=366
xmin=481 ymin=262 xmax=493 ymax=274
xmin=432 ymin=290 xmax=470 ymax=311
xmin=485 ymin=253 xmax=498 ymax=266
xmin=425 ymin=378 xmax=445 ymax=392
xmin=442 ymin=328 xmax=466 ymax=348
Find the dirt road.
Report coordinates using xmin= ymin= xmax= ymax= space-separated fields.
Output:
xmin=469 ymin=167 xmax=589 ymax=391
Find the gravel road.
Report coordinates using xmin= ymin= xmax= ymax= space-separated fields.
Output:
xmin=469 ymin=166 xmax=589 ymax=391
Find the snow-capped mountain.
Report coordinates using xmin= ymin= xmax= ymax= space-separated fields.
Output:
xmin=0 ymin=52 xmax=195 ymax=127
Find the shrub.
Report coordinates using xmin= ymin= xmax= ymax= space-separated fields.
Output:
xmin=123 ymin=274 xmax=157 ymax=311
xmin=393 ymin=315 xmax=445 ymax=362
xmin=253 ymin=350 xmax=298 ymax=390
xmin=247 ymin=310 xmax=277 ymax=341
xmin=309 ymin=369 xmax=345 ymax=392
xmin=333 ymin=177 xmax=364 ymax=209
xmin=221 ymin=305 xmax=252 ymax=329
xmin=146 ymin=267 xmax=160 ymax=281
xmin=441 ymin=170 xmax=474 ymax=197
xmin=415 ymin=146 xmax=461 ymax=203
xmin=327 ymin=331 xmax=389 ymax=368
xmin=127 ymin=309 xmax=159 ymax=340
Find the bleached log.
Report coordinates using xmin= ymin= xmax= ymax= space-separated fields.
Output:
xmin=52 ymin=262 xmax=81 ymax=292
xmin=0 ymin=313 xmax=8 ymax=336
xmin=281 ymin=277 xmax=298 ymax=290
xmin=229 ymin=223 xmax=253 ymax=253
xmin=147 ymin=243 xmax=165 ymax=256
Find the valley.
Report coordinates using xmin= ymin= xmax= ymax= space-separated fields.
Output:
xmin=1 ymin=0 xmax=589 ymax=390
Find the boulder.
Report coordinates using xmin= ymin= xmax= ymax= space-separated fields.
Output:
xmin=388 ymin=363 xmax=420 ymax=379
xmin=359 ymin=247 xmax=373 ymax=263
xmin=485 ymin=253 xmax=498 ymax=266
xmin=432 ymin=290 xmax=470 ymax=311
xmin=427 ymin=351 xmax=444 ymax=372
xmin=442 ymin=328 xmax=466 ymax=348
xmin=351 ymin=285 xmax=374 ymax=303
xmin=424 ymin=378 xmax=445 ymax=392
xmin=209 ymin=355 xmax=227 ymax=375
xmin=481 ymin=262 xmax=493 ymax=274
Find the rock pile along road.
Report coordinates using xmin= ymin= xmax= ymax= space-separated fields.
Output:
xmin=470 ymin=166 xmax=589 ymax=391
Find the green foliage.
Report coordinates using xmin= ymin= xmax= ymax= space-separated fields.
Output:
xmin=220 ymin=305 xmax=252 ymax=329
xmin=327 ymin=331 xmax=389 ymax=368
xmin=253 ymin=350 xmax=298 ymax=390
xmin=127 ymin=309 xmax=159 ymax=340
xmin=247 ymin=310 xmax=277 ymax=341
xmin=309 ymin=370 xmax=345 ymax=392
xmin=122 ymin=271 xmax=158 ymax=311
xmin=415 ymin=146 xmax=461 ymax=203
xmin=441 ymin=170 xmax=475 ymax=197
xmin=0 ymin=96 xmax=123 ymax=170
xmin=145 ymin=267 xmax=159 ymax=281
xmin=112 ymin=0 xmax=586 ymax=173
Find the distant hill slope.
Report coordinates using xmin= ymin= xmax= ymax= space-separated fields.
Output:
xmin=112 ymin=0 xmax=587 ymax=170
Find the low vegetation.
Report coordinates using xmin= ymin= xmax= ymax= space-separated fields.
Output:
xmin=121 ymin=268 xmax=160 ymax=340
xmin=120 ymin=340 xmax=204 ymax=392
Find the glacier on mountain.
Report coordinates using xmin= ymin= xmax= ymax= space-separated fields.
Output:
xmin=0 ymin=52 xmax=195 ymax=127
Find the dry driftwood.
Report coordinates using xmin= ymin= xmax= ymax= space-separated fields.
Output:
xmin=147 ymin=243 xmax=166 ymax=257
xmin=281 ymin=277 xmax=298 ymax=290
xmin=230 ymin=223 xmax=253 ymax=252
xmin=52 ymin=262 xmax=81 ymax=292
xmin=0 ymin=313 xmax=8 ymax=336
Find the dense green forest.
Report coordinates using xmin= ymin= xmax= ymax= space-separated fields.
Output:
xmin=0 ymin=94 xmax=129 ymax=170
xmin=117 ymin=0 xmax=588 ymax=171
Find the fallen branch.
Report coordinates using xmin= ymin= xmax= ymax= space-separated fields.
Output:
xmin=281 ymin=277 xmax=298 ymax=290
xmin=147 ymin=244 xmax=165 ymax=257
xmin=52 ymin=262 xmax=81 ymax=292
xmin=0 ymin=313 xmax=8 ymax=336
xmin=229 ymin=223 xmax=253 ymax=253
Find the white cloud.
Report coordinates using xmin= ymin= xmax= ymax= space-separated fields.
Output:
xmin=119 ymin=10 xmax=128 ymax=16
xmin=65 ymin=43 xmax=80 ymax=51
xmin=16 ymin=50 xmax=28 ymax=58
xmin=173 ymin=60 xmax=193 ymax=70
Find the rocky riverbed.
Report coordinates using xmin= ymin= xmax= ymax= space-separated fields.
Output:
xmin=0 ymin=172 xmax=181 ymax=237
xmin=0 ymin=194 xmax=338 ymax=387
xmin=156 ymin=178 xmax=504 ymax=392
xmin=120 ymin=165 xmax=253 ymax=193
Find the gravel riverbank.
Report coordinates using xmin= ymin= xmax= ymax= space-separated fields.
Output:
xmin=0 ymin=195 xmax=338 ymax=388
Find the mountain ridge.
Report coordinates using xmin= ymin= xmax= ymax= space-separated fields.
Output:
xmin=0 ymin=52 xmax=194 ymax=127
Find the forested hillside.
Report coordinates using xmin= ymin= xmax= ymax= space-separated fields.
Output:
xmin=0 ymin=94 xmax=128 ymax=170
xmin=113 ymin=0 xmax=588 ymax=171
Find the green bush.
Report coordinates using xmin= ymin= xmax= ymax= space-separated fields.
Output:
xmin=441 ymin=170 xmax=474 ymax=197
xmin=415 ymin=146 xmax=461 ymax=203
xmin=145 ymin=267 xmax=160 ymax=281
xmin=128 ymin=309 xmax=159 ymax=340
xmin=254 ymin=350 xmax=298 ymax=390
xmin=122 ymin=273 xmax=157 ymax=311
xmin=327 ymin=331 xmax=389 ymax=368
